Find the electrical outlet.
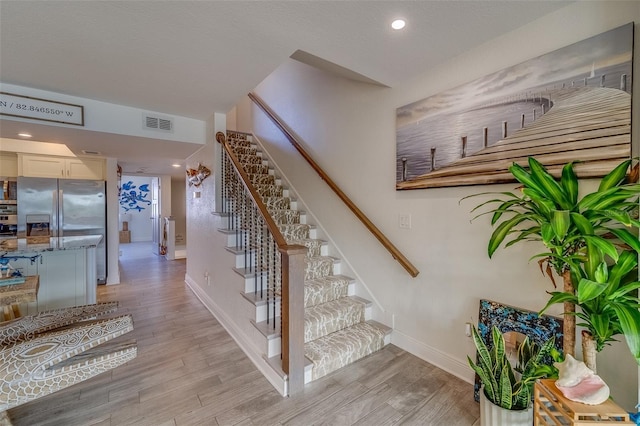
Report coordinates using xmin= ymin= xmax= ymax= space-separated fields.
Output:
xmin=399 ymin=214 xmax=411 ymax=229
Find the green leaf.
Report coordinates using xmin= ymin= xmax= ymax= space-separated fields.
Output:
xmin=601 ymin=210 xmax=632 ymax=226
xmin=594 ymin=262 xmax=608 ymax=284
xmin=590 ymin=313 xmax=612 ymax=342
xmin=528 ymin=157 xmax=571 ymax=209
xmin=561 ymin=162 xmax=579 ymax=205
xmin=598 ymin=159 xmax=631 ymax=192
xmin=577 ymin=277 xmax=608 ymax=304
xmin=509 ymin=162 xmax=541 ymax=192
xmin=609 ymin=282 xmax=640 ymax=301
xmin=570 ymin=212 xmax=594 ymax=235
xmin=579 ymin=184 xmax=640 ymax=211
xmin=540 ymin=292 xmax=579 ymax=315
xmin=607 ymin=251 xmax=638 ymax=291
xmin=590 ymin=193 xmax=639 ymax=213
xmin=522 ymin=188 xmax=554 ymax=218
xmin=610 ymin=304 xmax=640 ymax=364
xmin=491 ymin=199 xmax=527 ymax=225
xmin=541 ymin=223 xmax=554 ymax=245
xmin=606 ymin=227 xmax=640 ymax=254
xmin=551 ymin=210 xmax=571 ymax=241
xmin=584 ymin=235 xmax=619 ymax=263
xmin=488 ymin=215 xmax=530 ymax=258
xmin=499 ymin=363 xmax=513 ymax=409
xmin=492 ymin=326 xmax=505 ymax=368
xmin=468 ymin=356 xmax=496 ymax=402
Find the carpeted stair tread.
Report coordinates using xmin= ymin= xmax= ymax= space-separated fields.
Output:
xmin=304 ymin=256 xmax=336 ymax=280
xmin=304 ymin=275 xmax=352 ymax=307
xmin=255 ymin=184 xmax=283 ymax=198
xmin=263 ymin=197 xmax=290 ymax=210
xmin=243 ymin=164 xmax=270 ymax=175
xmin=278 ymin=224 xmax=310 ymax=240
xmin=250 ymin=174 xmax=275 ymax=185
xmin=304 ymin=321 xmax=387 ymax=380
xmin=270 ymin=209 xmax=300 ymax=225
xmin=304 ymin=297 xmax=365 ymax=342
xmin=238 ymin=154 xmax=263 ymax=165
xmin=289 ymin=238 xmax=324 ymax=258
xmin=232 ymin=147 xmax=258 ymax=156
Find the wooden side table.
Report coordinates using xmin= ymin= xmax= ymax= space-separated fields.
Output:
xmin=534 ymin=379 xmax=633 ymax=425
xmin=0 ymin=275 xmax=39 ymax=321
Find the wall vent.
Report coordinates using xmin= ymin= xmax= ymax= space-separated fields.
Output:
xmin=143 ymin=114 xmax=174 ymax=133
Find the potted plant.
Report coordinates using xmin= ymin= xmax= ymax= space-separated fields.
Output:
xmin=464 ymin=157 xmax=640 ymax=372
xmin=467 ymin=325 xmax=560 ymax=425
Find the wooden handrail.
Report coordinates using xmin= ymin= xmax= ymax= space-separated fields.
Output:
xmin=248 ymin=93 xmax=420 ymax=278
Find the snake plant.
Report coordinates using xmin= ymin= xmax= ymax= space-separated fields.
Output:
xmin=467 ymin=325 xmax=560 ymax=410
xmin=463 ymin=157 xmax=640 ymax=370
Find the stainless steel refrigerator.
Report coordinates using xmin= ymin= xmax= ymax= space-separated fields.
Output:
xmin=17 ymin=177 xmax=107 ymax=284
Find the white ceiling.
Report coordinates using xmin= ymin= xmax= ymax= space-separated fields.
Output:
xmin=0 ymin=1 xmax=571 ymax=178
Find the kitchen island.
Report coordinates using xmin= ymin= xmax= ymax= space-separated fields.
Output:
xmin=0 ymin=235 xmax=101 ymax=314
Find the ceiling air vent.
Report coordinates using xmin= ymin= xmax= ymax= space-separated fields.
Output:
xmin=143 ymin=113 xmax=174 ymax=133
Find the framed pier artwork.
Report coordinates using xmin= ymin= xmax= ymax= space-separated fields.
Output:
xmin=396 ymin=23 xmax=634 ymax=190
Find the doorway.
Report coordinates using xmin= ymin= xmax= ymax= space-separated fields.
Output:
xmin=119 ymin=175 xmax=154 ymax=250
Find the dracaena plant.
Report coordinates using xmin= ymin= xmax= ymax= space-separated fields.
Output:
xmin=540 ymin=250 xmax=640 ymax=370
xmin=462 ymin=157 xmax=640 ymax=371
xmin=467 ymin=325 xmax=560 ymax=411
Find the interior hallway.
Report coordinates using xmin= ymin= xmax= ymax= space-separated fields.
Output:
xmin=7 ymin=242 xmax=479 ymax=425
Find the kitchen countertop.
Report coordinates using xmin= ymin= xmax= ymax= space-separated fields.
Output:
xmin=0 ymin=235 xmax=102 ymax=255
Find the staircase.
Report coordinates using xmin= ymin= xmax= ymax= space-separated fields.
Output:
xmin=222 ymin=131 xmax=391 ymax=385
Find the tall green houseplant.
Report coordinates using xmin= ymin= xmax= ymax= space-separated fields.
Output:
xmin=465 ymin=157 xmax=640 ymax=371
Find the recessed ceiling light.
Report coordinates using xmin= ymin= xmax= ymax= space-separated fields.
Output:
xmin=391 ymin=19 xmax=406 ymax=30
xmin=172 ymin=164 xmax=181 ymax=168
xmin=18 ymin=133 xmax=32 ymax=138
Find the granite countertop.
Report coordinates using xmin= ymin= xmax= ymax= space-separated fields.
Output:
xmin=0 ymin=235 xmax=102 ymax=255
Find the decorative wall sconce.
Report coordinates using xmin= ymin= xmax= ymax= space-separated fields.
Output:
xmin=186 ymin=163 xmax=211 ymax=187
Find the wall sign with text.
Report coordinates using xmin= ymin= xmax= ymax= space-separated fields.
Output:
xmin=0 ymin=92 xmax=84 ymax=126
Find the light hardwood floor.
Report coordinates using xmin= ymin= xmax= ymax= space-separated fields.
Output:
xmin=7 ymin=242 xmax=480 ymax=425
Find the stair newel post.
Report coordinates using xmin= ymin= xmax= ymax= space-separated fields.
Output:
xmin=281 ymin=244 xmax=307 ymax=395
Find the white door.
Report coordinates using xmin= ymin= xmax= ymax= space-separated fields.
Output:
xmin=151 ymin=177 xmax=160 ymax=255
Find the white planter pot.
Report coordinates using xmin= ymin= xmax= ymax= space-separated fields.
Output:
xmin=480 ymin=388 xmax=533 ymax=426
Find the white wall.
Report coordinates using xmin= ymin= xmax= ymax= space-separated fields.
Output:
xmin=120 ymin=175 xmax=153 ymax=242
xmin=235 ymin=2 xmax=639 ymax=410
xmin=0 ymin=83 xmax=206 ymax=144
xmin=171 ymin=177 xmax=186 ymax=245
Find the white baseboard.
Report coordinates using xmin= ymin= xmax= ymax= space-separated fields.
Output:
xmin=391 ymin=329 xmax=474 ymax=385
xmin=184 ymin=273 xmax=287 ymax=396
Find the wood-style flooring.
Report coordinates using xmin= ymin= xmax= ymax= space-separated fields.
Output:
xmin=7 ymin=242 xmax=480 ymax=425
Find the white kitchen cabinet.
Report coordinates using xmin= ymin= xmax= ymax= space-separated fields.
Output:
xmin=18 ymin=154 xmax=105 ymax=180
xmin=8 ymin=248 xmax=91 ymax=314
xmin=0 ymin=152 xmax=18 ymax=176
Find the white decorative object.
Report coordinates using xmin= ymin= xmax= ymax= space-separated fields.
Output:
xmin=480 ymin=387 xmax=533 ymax=426
xmin=554 ymin=354 xmax=610 ymax=405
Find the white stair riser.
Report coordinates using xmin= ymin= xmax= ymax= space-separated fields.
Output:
xmin=255 ymin=300 xmax=281 ymax=323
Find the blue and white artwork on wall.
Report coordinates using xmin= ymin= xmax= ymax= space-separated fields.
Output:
xmin=119 ymin=180 xmax=151 ymax=212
